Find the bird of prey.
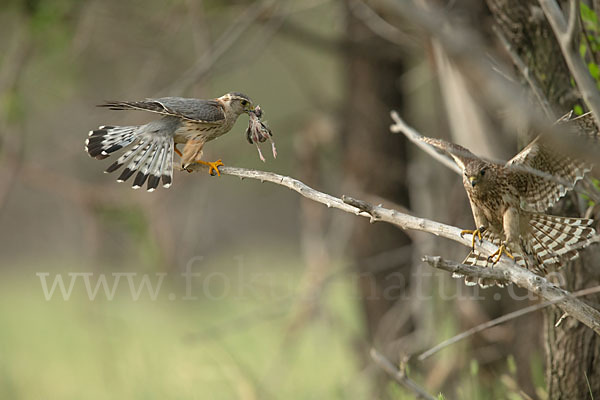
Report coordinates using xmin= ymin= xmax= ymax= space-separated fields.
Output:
xmin=420 ymin=113 xmax=597 ymax=287
xmin=85 ymin=92 xmax=254 ymax=191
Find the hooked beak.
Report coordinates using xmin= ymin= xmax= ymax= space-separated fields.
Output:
xmin=469 ymin=176 xmax=477 ymax=187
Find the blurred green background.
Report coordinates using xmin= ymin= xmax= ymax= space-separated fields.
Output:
xmin=0 ymin=0 xmax=550 ymax=398
xmin=0 ymin=1 xmax=372 ymax=398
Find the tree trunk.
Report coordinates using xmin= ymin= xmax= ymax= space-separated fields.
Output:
xmin=342 ymin=0 xmax=413 ymax=360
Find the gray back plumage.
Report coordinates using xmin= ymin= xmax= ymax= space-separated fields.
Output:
xmin=100 ymin=97 xmax=225 ymax=123
xmin=151 ymin=97 xmax=225 ymax=122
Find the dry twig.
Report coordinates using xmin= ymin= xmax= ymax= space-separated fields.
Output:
xmin=370 ymin=348 xmax=437 ymax=400
xmin=376 ymin=0 xmax=599 ymax=162
xmin=186 ymin=162 xmax=600 ymax=335
xmin=418 ymin=285 xmax=600 ymax=361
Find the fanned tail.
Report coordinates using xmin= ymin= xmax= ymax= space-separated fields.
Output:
xmin=85 ymin=126 xmax=137 ymax=160
xmin=85 ymin=125 xmax=173 ymax=191
xmin=527 ymin=213 xmax=595 ymax=268
xmin=459 ymin=214 xmax=596 ymax=289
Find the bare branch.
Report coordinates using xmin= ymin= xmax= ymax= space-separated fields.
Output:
xmin=566 ymin=0 xmax=579 ymax=44
xmin=418 ymin=285 xmax=600 ymax=361
xmin=369 ymin=348 xmax=437 ymax=400
xmin=391 ymin=110 xmax=593 ymax=195
xmin=390 ymin=111 xmax=461 ymax=174
xmin=185 ymin=163 xmax=600 ymax=335
xmin=376 ymin=0 xmax=600 ymax=162
xmin=348 ymin=0 xmax=417 ymax=47
xmin=187 ymin=164 xmax=467 ymax=243
xmin=539 ymin=0 xmax=600 ymax=127
xmin=422 ymin=256 xmax=600 ymax=336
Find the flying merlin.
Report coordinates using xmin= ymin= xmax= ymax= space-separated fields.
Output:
xmin=85 ymin=92 xmax=255 ymax=191
xmin=420 ymin=112 xmax=597 ymax=287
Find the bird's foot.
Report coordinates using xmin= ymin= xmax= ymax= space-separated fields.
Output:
xmin=488 ymin=242 xmax=514 ymax=265
xmin=196 ymin=159 xmax=224 ymax=176
xmin=174 ymin=145 xmax=183 ymax=158
xmin=460 ymin=227 xmax=484 ymax=250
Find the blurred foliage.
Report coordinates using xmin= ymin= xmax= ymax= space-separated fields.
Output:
xmin=577 ymin=2 xmax=600 ymax=114
xmin=0 ymin=90 xmax=25 ymax=125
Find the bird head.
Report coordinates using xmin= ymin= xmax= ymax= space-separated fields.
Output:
xmin=463 ymin=161 xmax=492 ymax=189
xmin=220 ymin=92 xmax=254 ymax=115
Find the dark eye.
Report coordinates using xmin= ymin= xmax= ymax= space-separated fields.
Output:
xmin=480 ymin=169 xmax=486 ymax=176
xmin=241 ymin=100 xmax=248 ymax=106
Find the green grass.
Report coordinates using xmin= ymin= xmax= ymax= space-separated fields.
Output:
xmin=0 ymin=253 xmax=370 ymax=399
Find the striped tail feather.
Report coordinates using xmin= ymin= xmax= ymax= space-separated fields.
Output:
xmin=130 ymin=139 xmax=173 ymax=191
xmin=459 ymin=214 xmax=596 ymax=289
xmin=527 ymin=214 xmax=595 ymax=268
xmin=85 ymin=125 xmax=173 ymax=191
xmin=85 ymin=126 xmax=137 ymax=160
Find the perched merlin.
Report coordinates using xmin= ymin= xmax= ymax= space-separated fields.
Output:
xmin=85 ymin=92 xmax=255 ymax=191
xmin=421 ymin=112 xmax=597 ymax=287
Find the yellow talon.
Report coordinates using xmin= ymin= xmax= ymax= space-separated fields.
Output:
xmin=174 ymin=145 xmax=183 ymax=157
xmin=488 ymin=243 xmax=514 ymax=264
xmin=460 ymin=228 xmax=483 ymax=250
xmin=196 ymin=159 xmax=224 ymax=176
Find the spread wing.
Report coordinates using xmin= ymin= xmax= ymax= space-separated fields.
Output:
xmin=506 ymin=115 xmax=594 ymax=212
xmin=419 ymin=136 xmax=478 ymax=171
xmin=99 ymin=97 xmax=225 ymax=124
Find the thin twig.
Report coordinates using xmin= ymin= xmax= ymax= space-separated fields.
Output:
xmin=566 ymin=0 xmax=578 ymax=44
xmin=348 ymin=0 xmax=417 ymax=47
xmin=390 ymin=110 xmax=594 ymax=194
xmin=377 ymin=0 xmax=600 ymax=162
xmin=422 ymin=256 xmax=600 ymax=336
xmin=390 ymin=111 xmax=461 ymax=174
xmin=369 ymin=348 xmax=437 ymax=400
xmin=185 ymin=163 xmax=600 ymax=335
xmin=418 ymin=285 xmax=600 ymax=361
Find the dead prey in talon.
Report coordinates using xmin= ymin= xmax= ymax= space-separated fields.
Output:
xmin=246 ymin=105 xmax=277 ymax=162
xmin=84 ymin=92 xmax=256 ymax=190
